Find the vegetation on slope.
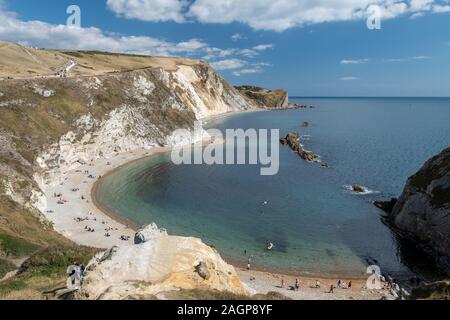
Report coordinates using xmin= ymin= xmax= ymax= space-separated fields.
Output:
xmin=235 ymin=85 xmax=288 ymax=109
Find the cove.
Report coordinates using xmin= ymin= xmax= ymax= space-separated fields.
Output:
xmin=95 ymin=97 xmax=450 ymax=278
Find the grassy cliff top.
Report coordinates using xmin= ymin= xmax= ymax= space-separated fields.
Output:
xmin=235 ymin=85 xmax=288 ymax=109
xmin=0 ymin=41 xmax=201 ymax=79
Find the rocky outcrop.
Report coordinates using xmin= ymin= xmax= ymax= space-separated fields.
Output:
xmin=374 ymin=198 xmax=398 ymax=213
xmin=134 ymin=223 xmax=168 ymax=245
xmin=235 ymin=86 xmax=288 ymax=109
xmin=76 ymin=230 xmax=248 ymax=300
xmin=352 ymin=185 xmax=366 ymax=193
xmin=410 ymin=281 xmax=450 ymax=300
xmin=280 ymin=132 xmax=318 ymax=162
xmin=379 ymin=148 xmax=450 ymax=274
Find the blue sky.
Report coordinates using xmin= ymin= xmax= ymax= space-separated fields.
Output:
xmin=1 ymin=0 xmax=450 ymax=96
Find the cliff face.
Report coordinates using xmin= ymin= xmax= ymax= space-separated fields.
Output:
xmin=386 ymin=148 xmax=450 ymax=273
xmin=0 ymin=49 xmax=259 ymax=296
xmin=0 ymin=58 xmax=257 ymax=209
xmin=235 ymin=86 xmax=289 ymax=109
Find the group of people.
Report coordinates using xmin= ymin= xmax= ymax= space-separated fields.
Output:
xmin=278 ymin=278 xmax=353 ymax=293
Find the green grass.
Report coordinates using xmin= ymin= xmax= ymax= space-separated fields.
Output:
xmin=19 ymin=245 xmax=98 ymax=277
xmin=0 ymin=234 xmax=40 ymax=258
xmin=0 ymin=278 xmax=27 ymax=295
xmin=0 ymin=258 xmax=16 ymax=278
xmin=410 ymin=281 xmax=450 ymax=300
xmin=0 ymin=245 xmax=97 ymax=299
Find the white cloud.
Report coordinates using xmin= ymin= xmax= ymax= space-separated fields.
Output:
xmin=233 ymin=68 xmax=264 ymax=76
xmin=211 ymin=58 xmax=247 ymax=70
xmin=106 ymin=0 xmax=188 ymax=23
xmin=410 ymin=11 xmax=426 ymax=18
xmin=340 ymin=76 xmax=359 ymax=81
xmin=0 ymin=8 xmax=209 ymax=56
xmin=231 ymin=33 xmax=245 ymax=41
xmin=432 ymin=4 xmax=450 ymax=12
xmin=340 ymin=58 xmax=369 ymax=65
xmin=413 ymin=55 xmax=432 ymax=59
xmin=253 ymin=44 xmax=273 ymax=51
xmin=105 ymin=0 xmax=450 ymax=32
xmin=384 ymin=58 xmax=405 ymax=62
xmin=202 ymin=44 xmax=273 ymax=60
xmin=410 ymin=0 xmax=434 ymax=11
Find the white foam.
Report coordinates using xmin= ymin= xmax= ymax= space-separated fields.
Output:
xmin=343 ymin=185 xmax=380 ymax=195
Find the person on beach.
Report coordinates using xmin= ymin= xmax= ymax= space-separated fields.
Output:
xmin=336 ymin=279 xmax=342 ymax=288
xmin=295 ymin=279 xmax=300 ymax=291
xmin=281 ymin=279 xmax=285 ymax=288
xmin=328 ymin=284 xmax=335 ymax=293
xmin=348 ymin=281 xmax=352 ymax=289
xmin=315 ymin=280 xmax=321 ymax=289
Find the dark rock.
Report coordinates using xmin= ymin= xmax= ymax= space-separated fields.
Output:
xmin=410 ymin=281 xmax=450 ymax=300
xmin=195 ymin=262 xmax=211 ymax=280
xmin=280 ymin=132 xmax=319 ymax=163
xmin=385 ymin=148 xmax=450 ymax=275
xmin=374 ymin=198 xmax=398 ymax=213
xmin=352 ymin=185 xmax=366 ymax=193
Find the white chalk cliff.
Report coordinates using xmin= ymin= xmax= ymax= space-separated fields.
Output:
xmin=77 ymin=225 xmax=248 ymax=300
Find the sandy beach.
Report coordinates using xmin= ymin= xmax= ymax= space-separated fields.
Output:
xmin=41 ymin=147 xmax=171 ymax=249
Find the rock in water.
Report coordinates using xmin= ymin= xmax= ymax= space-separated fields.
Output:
xmin=352 ymin=185 xmax=366 ymax=193
xmin=77 ymin=235 xmax=248 ymax=300
xmin=134 ymin=223 xmax=168 ymax=244
xmin=386 ymin=147 xmax=450 ymax=274
xmin=280 ymin=132 xmax=319 ymax=162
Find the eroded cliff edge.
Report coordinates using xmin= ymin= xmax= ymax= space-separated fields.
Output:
xmin=377 ymin=148 xmax=450 ymax=274
xmin=0 ymin=48 xmax=261 ymax=297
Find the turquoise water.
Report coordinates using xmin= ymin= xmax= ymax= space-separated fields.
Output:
xmin=96 ymin=98 xmax=450 ymax=278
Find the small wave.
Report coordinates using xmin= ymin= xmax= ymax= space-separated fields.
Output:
xmin=343 ymin=185 xmax=380 ymax=195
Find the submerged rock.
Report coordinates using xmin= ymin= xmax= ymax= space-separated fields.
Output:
xmin=382 ymin=147 xmax=450 ymax=274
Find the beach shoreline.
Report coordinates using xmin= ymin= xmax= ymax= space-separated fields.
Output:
xmin=39 ymin=110 xmax=391 ymax=300
xmin=89 ymin=147 xmax=388 ymax=299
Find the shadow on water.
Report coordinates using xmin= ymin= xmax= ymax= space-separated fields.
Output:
xmin=339 ymin=208 xmax=445 ymax=282
xmin=390 ymin=230 xmax=446 ymax=281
